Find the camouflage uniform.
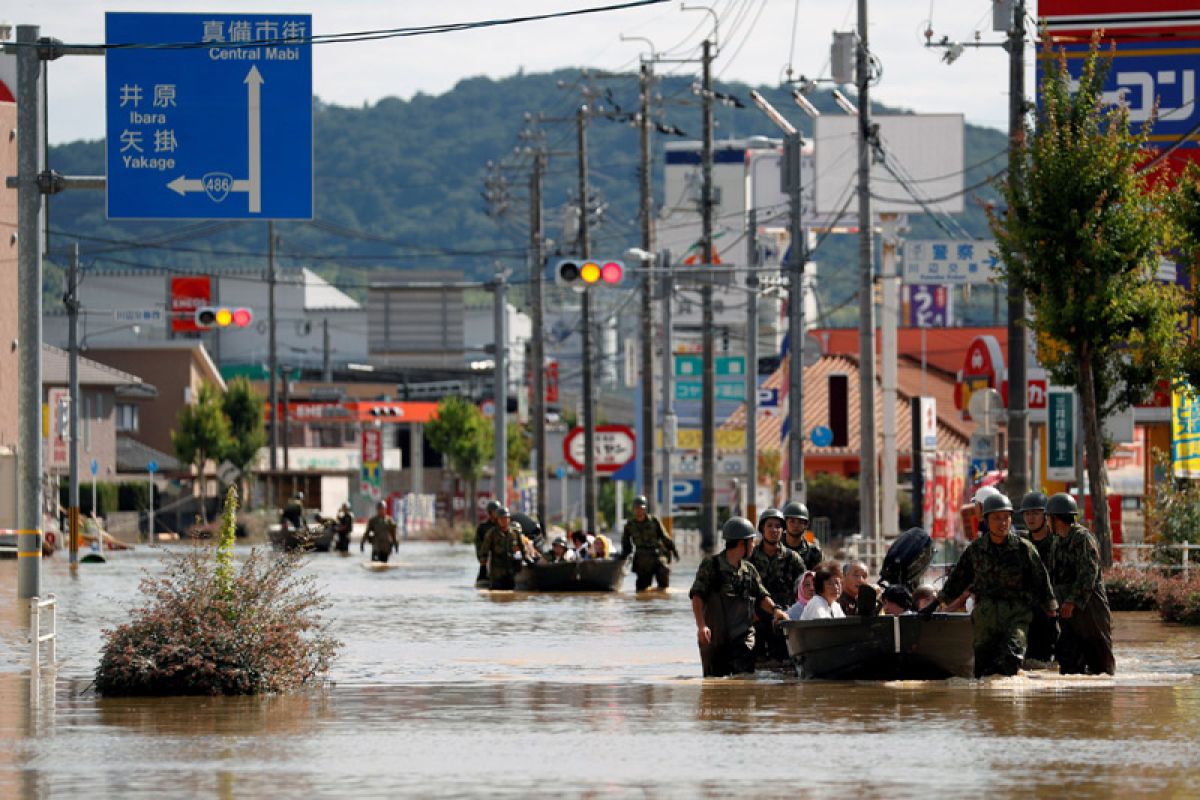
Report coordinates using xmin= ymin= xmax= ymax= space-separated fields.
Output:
xmin=1051 ymin=523 xmax=1115 ymax=675
xmin=281 ymin=500 xmax=305 ymax=530
xmin=938 ymin=531 xmax=1058 ymax=677
xmin=334 ymin=509 xmax=354 ymax=552
xmin=481 ymin=521 xmax=526 ymax=590
xmin=621 ymin=515 xmax=677 ymax=591
xmin=748 ymin=545 xmax=805 ymax=661
xmin=364 ymin=513 xmax=398 ymax=563
xmin=784 ymin=534 xmax=823 ymax=571
xmin=474 ymin=518 xmax=496 ymax=582
xmin=689 ymin=553 xmax=770 ymax=677
xmin=1022 ymin=529 xmax=1058 ymax=663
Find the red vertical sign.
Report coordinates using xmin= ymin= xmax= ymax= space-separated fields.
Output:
xmin=171 ymin=276 xmax=212 ymax=333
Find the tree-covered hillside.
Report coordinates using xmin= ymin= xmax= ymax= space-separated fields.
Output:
xmin=45 ymin=69 xmax=1008 ymax=322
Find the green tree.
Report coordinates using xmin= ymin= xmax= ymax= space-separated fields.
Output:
xmin=989 ymin=36 xmax=1184 ymax=565
xmin=220 ymin=376 xmax=267 ymax=507
xmin=506 ymin=420 xmax=532 ymax=476
xmin=426 ymin=396 xmax=494 ymax=521
xmin=173 ymin=383 xmax=231 ymax=523
xmin=1166 ymin=162 xmax=1200 ymax=389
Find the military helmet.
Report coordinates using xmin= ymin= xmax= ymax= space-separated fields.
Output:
xmin=495 ymin=505 xmax=511 ymax=518
xmin=972 ymin=486 xmax=1000 ymax=506
xmin=551 ymin=536 xmax=568 ymax=548
xmin=981 ymin=493 xmax=1014 ymax=517
xmin=757 ymin=507 xmax=785 ymax=533
xmin=721 ymin=516 xmax=757 ymax=542
xmin=293 ymin=492 xmax=304 ymax=501
xmin=1019 ymin=491 xmax=1048 ymax=513
xmin=782 ymin=501 xmax=809 ymax=521
xmin=1046 ymin=493 xmax=1079 ymax=517
xmin=632 ymin=495 xmax=648 ymax=509
xmin=486 ymin=499 xmax=502 ymax=515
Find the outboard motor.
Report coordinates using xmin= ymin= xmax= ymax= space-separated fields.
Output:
xmin=880 ymin=527 xmax=934 ymax=592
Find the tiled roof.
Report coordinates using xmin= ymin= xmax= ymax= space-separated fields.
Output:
xmin=42 ymin=345 xmax=145 ymax=387
xmin=810 ymin=326 xmax=1009 ymax=378
xmin=721 ymin=353 xmax=971 ymax=456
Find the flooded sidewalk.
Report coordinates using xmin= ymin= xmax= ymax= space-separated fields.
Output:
xmin=2 ymin=542 xmax=1198 ymax=798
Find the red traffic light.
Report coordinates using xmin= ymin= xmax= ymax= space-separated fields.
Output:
xmin=601 ymin=261 xmax=623 ymax=284
xmin=231 ymin=308 xmax=252 ymax=327
xmin=194 ymin=306 xmax=253 ymax=328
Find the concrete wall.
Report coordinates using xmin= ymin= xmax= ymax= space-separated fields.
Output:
xmin=0 ymin=103 xmax=18 ymax=450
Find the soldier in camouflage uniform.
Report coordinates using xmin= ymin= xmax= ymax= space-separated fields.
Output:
xmin=689 ymin=517 xmax=789 ymax=677
xmin=749 ymin=507 xmax=805 ymax=662
xmin=929 ymin=493 xmax=1057 ymax=677
xmin=474 ymin=500 xmax=501 ymax=583
xmin=782 ymin=502 xmax=822 ymax=570
xmin=1018 ymin=491 xmax=1057 ymax=664
xmin=362 ymin=500 xmax=399 ymax=563
xmin=1047 ymin=493 xmax=1115 ymax=675
xmin=620 ymin=495 xmax=678 ymax=591
xmin=479 ymin=506 xmax=526 ymax=590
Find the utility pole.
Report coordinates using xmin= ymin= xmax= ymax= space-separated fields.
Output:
xmin=15 ymin=25 xmax=45 ymax=599
xmin=700 ymin=38 xmax=716 ymax=553
xmin=67 ymin=244 xmax=81 ymax=567
xmin=638 ymin=60 xmax=657 ymax=509
xmin=786 ymin=131 xmax=807 ymax=504
xmin=856 ymin=0 xmax=880 ymax=547
xmin=267 ymin=221 xmax=278 ymax=509
xmin=880 ymin=213 xmax=901 ymax=540
xmin=745 ymin=211 xmax=759 ymax=523
xmin=577 ymin=105 xmax=598 ymax=535
xmin=660 ymin=251 xmax=675 ymax=532
xmin=530 ymin=151 xmax=548 ymax=527
xmin=493 ymin=272 xmax=509 ymax=505
xmin=1006 ymin=0 xmax=1030 ymax=502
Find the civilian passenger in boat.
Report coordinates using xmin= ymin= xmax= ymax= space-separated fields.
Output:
xmin=882 ymin=584 xmax=915 ymax=615
xmin=838 ymin=561 xmax=874 ymax=616
xmin=799 ymin=563 xmax=846 ymax=621
xmin=787 ymin=570 xmax=816 ymax=620
xmin=913 ymin=585 xmax=938 ymax=611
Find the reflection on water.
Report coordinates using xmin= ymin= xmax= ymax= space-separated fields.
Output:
xmin=2 ymin=543 xmax=1199 ymax=798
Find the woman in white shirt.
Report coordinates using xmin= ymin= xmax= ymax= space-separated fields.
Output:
xmin=799 ymin=563 xmax=845 ymax=621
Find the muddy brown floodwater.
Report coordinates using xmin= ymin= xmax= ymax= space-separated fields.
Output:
xmin=2 ymin=542 xmax=1198 ymax=798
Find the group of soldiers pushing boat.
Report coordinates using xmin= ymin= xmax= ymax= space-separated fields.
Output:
xmin=471 ymin=485 xmax=1113 ymax=681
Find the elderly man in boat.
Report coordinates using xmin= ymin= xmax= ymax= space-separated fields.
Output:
xmin=923 ymin=492 xmax=1057 ymax=677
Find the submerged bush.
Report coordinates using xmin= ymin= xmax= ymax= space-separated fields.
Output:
xmin=1103 ymin=565 xmax=1161 ymax=611
xmin=1154 ymin=573 xmax=1200 ymax=626
xmin=95 ymin=488 xmax=339 ymax=696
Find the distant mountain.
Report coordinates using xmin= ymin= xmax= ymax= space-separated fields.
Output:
xmin=45 ymin=69 xmax=1009 ymax=323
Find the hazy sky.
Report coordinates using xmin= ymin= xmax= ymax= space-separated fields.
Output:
xmin=9 ymin=0 xmax=1033 ymax=144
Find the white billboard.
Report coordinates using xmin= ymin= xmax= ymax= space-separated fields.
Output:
xmin=813 ymin=114 xmax=965 ymax=215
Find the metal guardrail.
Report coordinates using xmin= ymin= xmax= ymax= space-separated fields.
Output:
xmin=1113 ymin=543 xmax=1200 ymax=576
xmin=30 ymin=594 xmax=57 ymax=705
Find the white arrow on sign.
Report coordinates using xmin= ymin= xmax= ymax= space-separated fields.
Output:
xmin=165 ymin=66 xmax=263 ymax=212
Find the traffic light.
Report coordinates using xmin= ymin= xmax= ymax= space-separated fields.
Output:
xmin=194 ymin=306 xmax=253 ymax=329
xmin=553 ymin=258 xmax=624 ymax=290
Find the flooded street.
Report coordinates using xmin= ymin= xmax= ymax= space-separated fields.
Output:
xmin=2 ymin=541 xmax=1199 ymax=798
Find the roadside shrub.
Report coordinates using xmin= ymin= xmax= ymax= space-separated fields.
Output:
xmin=95 ymin=487 xmax=339 ymax=696
xmin=117 ymin=481 xmax=151 ymax=511
xmin=1155 ymin=573 xmax=1200 ymax=626
xmin=60 ymin=481 xmax=119 ymax=516
xmin=1103 ymin=565 xmax=1160 ymax=611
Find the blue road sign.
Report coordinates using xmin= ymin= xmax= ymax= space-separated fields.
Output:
xmin=810 ymin=426 xmax=833 ymax=448
xmin=147 ymin=460 xmax=159 ymax=474
xmin=90 ymin=458 xmax=99 ymax=477
xmin=105 ymin=12 xmax=313 ymax=219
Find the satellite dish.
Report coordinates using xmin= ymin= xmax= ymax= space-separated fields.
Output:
xmin=968 ymin=387 xmax=1004 ymax=435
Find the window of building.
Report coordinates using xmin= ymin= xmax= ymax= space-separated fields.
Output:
xmin=116 ymin=403 xmax=139 ymax=432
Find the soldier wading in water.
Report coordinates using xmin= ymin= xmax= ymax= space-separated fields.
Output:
xmin=1019 ymin=491 xmax=1057 ymax=665
xmin=781 ymin=502 xmax=822 ymax=570
xmin=479 ymin=506 xmax=526 ymax=591
xmin=749 ymin=507 xmax=805 ymax=662
xmin=474 ymin=500 xmax=501 ymax=584
xmin=923 ymin=493 xmax=1057 ymax=677
xmin=689 ymin=517 xmax=789 ymax=677
xmin=620 ymin=495 xmax=678 ymax=591
xmin=1046 ymin=493 xmax=1115 ymax=675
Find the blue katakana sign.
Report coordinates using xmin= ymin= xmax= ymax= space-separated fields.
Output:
xmin=105 ymin=12 xmax=313 ymax=219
